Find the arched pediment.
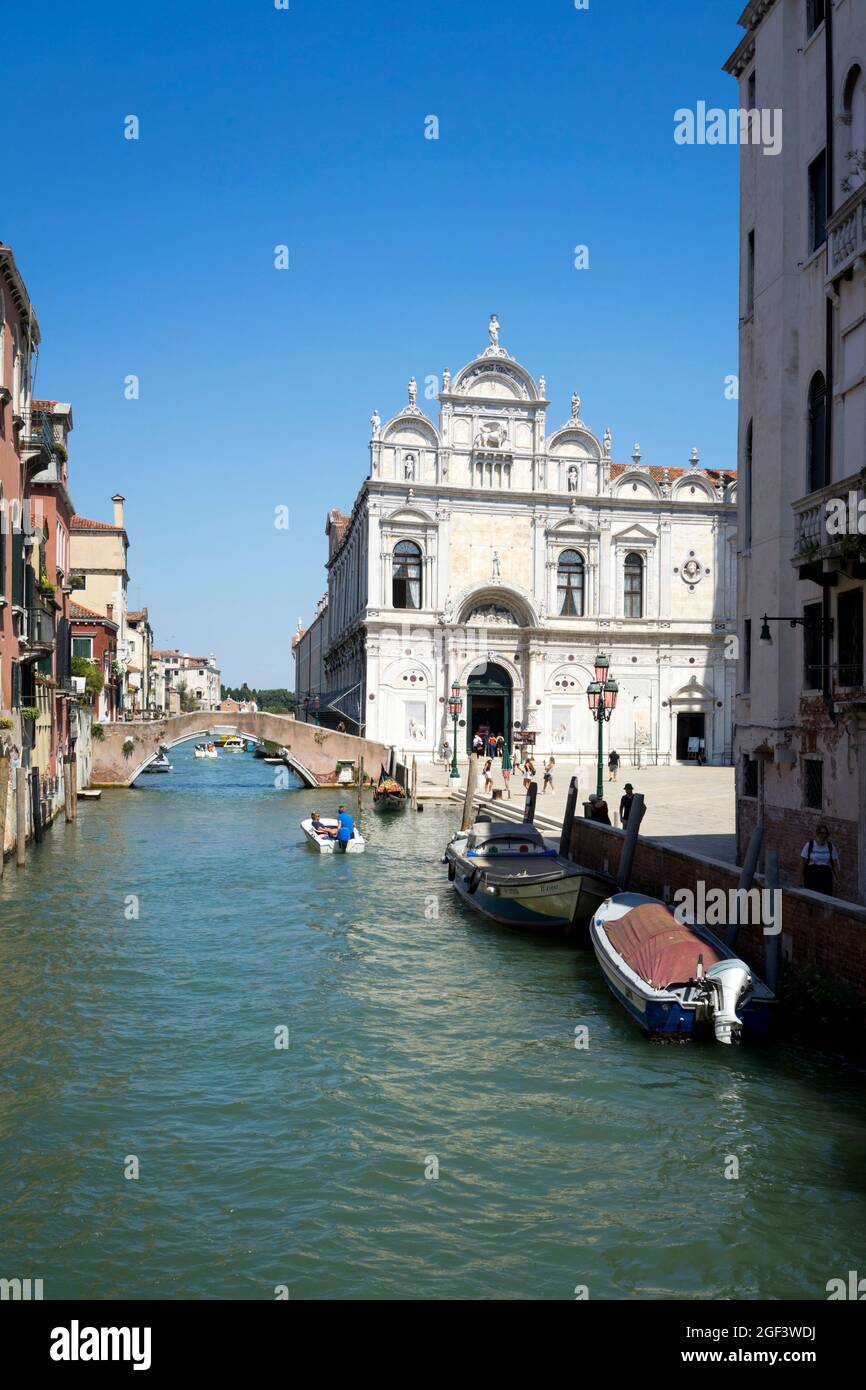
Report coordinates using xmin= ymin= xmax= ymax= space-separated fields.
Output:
xmin=669 ymin=677 xmax=715 ymax=704
xmin=547 ymin=425 xmax=602 ymax=461
xmin=383 ymin=504 xmax=437 ymax=526
xmin=382 ymin=410 xmax=439 ymax=445
xmin=451 ymin=354 xmax=539 ymax=402
xmin=454 ymin=582 xmax=539 ymax=628
xmin=671 ymin=472 xmax=715 ymax=501
xmin=612 ymin=469 xmax=661 ymax=500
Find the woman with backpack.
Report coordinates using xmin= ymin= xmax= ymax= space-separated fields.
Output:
xmin=800 ymin=824 xmax=839 ymax=896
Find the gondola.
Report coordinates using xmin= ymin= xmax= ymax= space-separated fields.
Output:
xmin=373 ymin=765 xmax=408 ymax=811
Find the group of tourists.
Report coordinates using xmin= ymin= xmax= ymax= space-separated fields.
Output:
xmin=309 ymin=806 xmax=356 ymax=851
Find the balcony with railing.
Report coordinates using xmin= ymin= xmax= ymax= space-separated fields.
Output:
xmin=792 ymin=476 xmax=866 ymax=580
xmin=18 ymin=406 xmax=55 ymax=466
xmin=19 ymin=601 xmax=55 ymax=660
xmin=827 ymin=182 xmax=866 ymax=283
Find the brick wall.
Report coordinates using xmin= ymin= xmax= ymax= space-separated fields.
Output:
xmin=569 ymin=816 xmax=866 ymax=999
xmin=737 ymin=798 xmax=861 ymax=904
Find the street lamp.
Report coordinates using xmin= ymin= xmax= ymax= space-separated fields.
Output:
xmin=586 ymin=652 xmax=619 ymax=798
xmin=447 ymin=682 xmax=463 ymax=780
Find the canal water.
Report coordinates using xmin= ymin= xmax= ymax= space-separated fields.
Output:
xmin=1 ymin=740 xmax=865 ymax=1301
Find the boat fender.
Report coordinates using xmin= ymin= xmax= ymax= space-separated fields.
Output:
xmin=447 ymin=858 xmax=456 ymax=882
xmin=468 ymin=867 xmax=483 ymax=895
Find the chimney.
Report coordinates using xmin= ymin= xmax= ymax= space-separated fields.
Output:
xmin=111 ymin=494 xmax=125 ymax=528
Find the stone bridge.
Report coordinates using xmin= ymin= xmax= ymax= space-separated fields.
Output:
xmin=89 ymin=712 xmax=391 ymax=788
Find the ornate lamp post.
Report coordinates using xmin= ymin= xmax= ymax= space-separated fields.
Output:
xmin=447 ymin=682 xmax=463 ymax=780
xmin=586 ymin=652 xmax=619 ymax=798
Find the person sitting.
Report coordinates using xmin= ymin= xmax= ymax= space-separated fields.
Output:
xmin=588 ymin=792 xmax=612 ymax=825
xmin=310 ymin=810 xmax=329 ymax=837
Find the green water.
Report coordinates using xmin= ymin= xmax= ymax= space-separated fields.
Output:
xmin=1 ymin=741 xmax=865 ymax=1300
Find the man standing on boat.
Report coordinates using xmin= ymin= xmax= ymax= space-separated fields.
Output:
xmin=332 ymin=805 xmax=356 ymax=852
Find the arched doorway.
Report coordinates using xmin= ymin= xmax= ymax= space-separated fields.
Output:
xmin=466 ymin=662 xmax=512 ymax=753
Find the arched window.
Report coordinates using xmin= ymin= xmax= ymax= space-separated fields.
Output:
xmin=624 ymin=552 xmax=644 ymax=618
xmin=807 ymin=371 xmax=827 ymax=493
xmin=557 ymin=550 xmax=585 ymax=616
xmin=744 ymin=419 xmax=753 ymax=549
xmin=841 ymin=66 xmax=865 ymax=194
xmin=392 ymin=540 xmax=422 ymax=609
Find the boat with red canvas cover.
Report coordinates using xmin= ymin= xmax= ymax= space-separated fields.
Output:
xmin=590 ymin=893 xmax=776 ymax=1043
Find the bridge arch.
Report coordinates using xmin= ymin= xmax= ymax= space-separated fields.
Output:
xmin=127 ymin=727 xmax=321 ymax=788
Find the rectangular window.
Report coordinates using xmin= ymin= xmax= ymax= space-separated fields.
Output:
xmin=742 ymin=755 xmax=759 ymax=799
xmin=743 ymin=618 xmax=752 ymax=693
xmin=837 ymin=589 xmax=864 ymax=687
xmin=11 ymin=660 xmax=20 ymax=709
xmin=804 ymin=758 xmax=823 ymax=810
xmin=11 ymin=527 xmax=24 ymax=607
xmin=808 ymin=150 xmax=827 ymax=253
xmin=803 ymin=601 xmax=823 ymax=689
xmin=806 ymin=0 xmax=825 ymax=39
xmin=747 ymin=70 xmax=756 ymax=111
xmin=746 ymin=230 xmax=755 ymax=316
xmin=72 ymin=636 xmax=94 ymax=661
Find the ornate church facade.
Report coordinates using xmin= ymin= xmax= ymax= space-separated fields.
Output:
xmin=295 ymin=319 xmax=737 ymax=764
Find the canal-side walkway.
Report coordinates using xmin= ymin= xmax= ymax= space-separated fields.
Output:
xmin=416 ymin=758 xmax=737 ymax=863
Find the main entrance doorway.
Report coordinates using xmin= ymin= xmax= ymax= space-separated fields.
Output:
xmin=676 ymin=712 xmax=706 ymax=761
xmin=466 ymin=662 xmax=512 ymax=753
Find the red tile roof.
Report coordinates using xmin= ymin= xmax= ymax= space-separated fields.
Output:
xmin=69 ymin=601 xmax=118 ymax=626
xmin=610 ymin=463 xmax=735 ymax=483
xmin=71 ymin=515 xmax=119 ymax=531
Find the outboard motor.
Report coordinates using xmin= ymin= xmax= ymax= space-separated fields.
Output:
xmin=704 ymin=960 xmax=752 ymax=1045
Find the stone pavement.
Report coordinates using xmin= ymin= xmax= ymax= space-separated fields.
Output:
xmin=415 ymin=755 xmax=737 ymax=864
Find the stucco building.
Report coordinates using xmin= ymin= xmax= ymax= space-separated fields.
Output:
xmin=69 ymin=496 xmax=131 ymax=713
xmin=726 ymin=0 xmax=866 ymax=901
xmin=296 ymin=319 xmax=738 ymax=764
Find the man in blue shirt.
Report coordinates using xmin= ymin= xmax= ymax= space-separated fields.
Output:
xmin=334 ymin=805 xmax=355 ymax=852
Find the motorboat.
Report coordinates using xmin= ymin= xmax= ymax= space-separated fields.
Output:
xmin=443 ymin=819 xmax=615 ymax=936
xmin=373 ymin=765 xmax=407 ymax=811
xmin=142 ymin=748 xmax=172 ymax=774
xmin=194 ymin=743 xmax=218 ymax=759
xmin=221 ymin=736 xmax=246 ymax=752
xmin=590 ymin=892 xmax=776 ymax=1044
xmin=301 ymin=816 xmax=366 ymax=854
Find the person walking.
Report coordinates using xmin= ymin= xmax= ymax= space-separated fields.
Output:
xmin=440 ymin=738 xmax=451 ymax=765
xmin=608 ymin=749 xmax=620 ymax=783
xmin=522 ymin=756 xmax=537 ymax=792
xmin=495 ymin=733 xmax=505 ymax=759
xmin=801 ymin=824 xmax=839 ymax=896
xmin=543 ymin=757 xmax=555 ymax=794
xmin=472 ymin=732 xmax=484 ymax=756
xmin=619 ymin=782 xmax=640 ymax=827
xmin=482 ymin=758 xmax=494 ymax=795
xmin=501 ymin=760 xmax=512 ymax=799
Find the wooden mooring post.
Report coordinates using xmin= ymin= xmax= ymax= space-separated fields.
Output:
xmin=16 ymin=768 xmax=27 ymax=867
xmin=0 ymin=756 xmax=10 ymax=879
xmin=357 ymin=756 xmax=364 ymax=808
xmin=64 ymin=754 xmax=74 ymax=822
xmin=460 ymin=754 xmax=479 ymax=831
xmin=410 ymin=756 xmax=418 ymax=811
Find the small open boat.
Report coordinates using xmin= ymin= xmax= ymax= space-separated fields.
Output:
xmin=590 ymin=893 xmax=776 ymax=1044
xmin=373 ymin=765 xmax=407 ymax=811
xmin=194 ymin=742 xmax=218 ymax=759
xmin=443 ymin=819 xmax=615 ymax=935
xmin=142 ymin=748 xmax=172 ymax=774
xmin=301 ymin=817 xmax=366 ymax=854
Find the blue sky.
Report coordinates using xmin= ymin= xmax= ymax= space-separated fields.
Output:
xmin=4 ymin=0 xmax=742 ymax=687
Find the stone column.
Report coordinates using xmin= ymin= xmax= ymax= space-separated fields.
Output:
xmin=598 ymin=519 xmax=612 ymax=616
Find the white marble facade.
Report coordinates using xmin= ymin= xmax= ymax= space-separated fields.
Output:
xmin=308 ymin=319 xmax=737 ymax=763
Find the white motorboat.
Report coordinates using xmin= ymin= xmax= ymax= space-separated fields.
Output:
xmin=142 ymin=749 xmax=172 ymax=774
xmin=194 ymin=743 xmax=218 ymax=759
xmin=301 ymin=817 xmax=365 ymax=854
xmin=221 ymin=736 xmax=246 ymax=752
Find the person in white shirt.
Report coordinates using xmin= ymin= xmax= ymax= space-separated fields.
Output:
xmin=801 ymin=824 xmax=839 ymax=896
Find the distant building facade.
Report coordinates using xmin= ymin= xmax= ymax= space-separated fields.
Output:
xmin=297 ymin=320 xmax=737 ymax=762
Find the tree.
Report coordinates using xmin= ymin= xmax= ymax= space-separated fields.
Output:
xmin=71 ymin=655 xmax=104 ymax=708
